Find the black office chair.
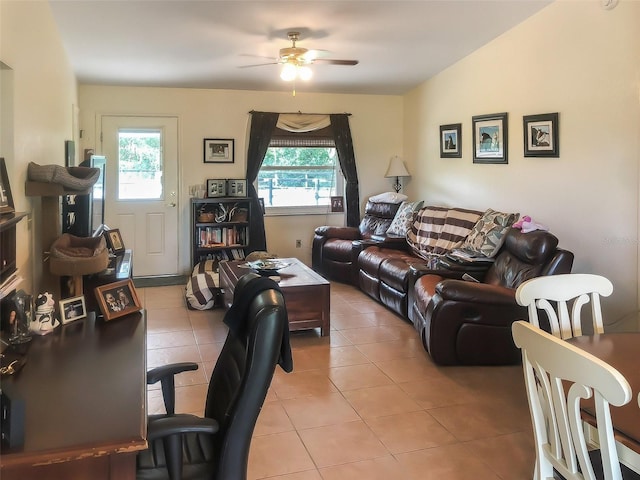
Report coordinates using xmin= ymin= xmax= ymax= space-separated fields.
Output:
xmin=137 ymin=273 xmax=293 ymax=480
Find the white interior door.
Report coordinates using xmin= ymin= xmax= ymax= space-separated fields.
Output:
xmin=101 ymin=115 xmax=179 ymax=277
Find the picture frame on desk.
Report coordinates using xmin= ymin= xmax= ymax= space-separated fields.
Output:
xmin=104 ymin=228 xmax=125 ymax=254
xmin=59 ymin=295 xmax=87 ymax=324
xmin=95 ymin=279 xmax=141 ymax=321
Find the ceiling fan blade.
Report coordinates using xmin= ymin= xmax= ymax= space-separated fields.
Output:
xmin=302 ymin=49 xmax=331 ymax=61
xmin=314 ymin=59 xmax=359 ymax=66
xmin=239 ymin=53 xmax=279 ymax=61
xmin=238 ymin=62 xmax=280 ymax=68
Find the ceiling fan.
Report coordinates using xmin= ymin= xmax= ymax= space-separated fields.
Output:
xmin=241 ymin=31 xmax=359 ymax=81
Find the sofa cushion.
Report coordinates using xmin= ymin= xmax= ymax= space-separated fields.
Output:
xmin=461 ymin=209 xmax=519 ymax=258
xmin=484 ymin=228 xmax=560 ymax=288
xmin=386 ymin=200 xmax=424 ymax=237
xmin=322 ymin=238 xmax=355 ymax=262
xmin=368 ymin=191 xmax=408 ymax=204
xmin=359 ymin=201 xmax=402 ymax=238
xmin=406 ymin=206 xmax=483 ymax=259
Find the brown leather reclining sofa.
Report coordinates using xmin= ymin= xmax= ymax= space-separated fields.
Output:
xmin=312 ymin=202 xmax=574 ymax=365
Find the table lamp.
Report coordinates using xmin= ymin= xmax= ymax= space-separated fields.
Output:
xmin=385 ymin=156 xmax=411 ymax=193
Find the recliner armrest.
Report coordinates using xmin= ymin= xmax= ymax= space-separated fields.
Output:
xmin=436 ymin=279 xmax=517 ymax=305
xmin=314 ymin=225 xmax=360 ymax=240
xmin=369 ymin=233 xmax=408 ymax=250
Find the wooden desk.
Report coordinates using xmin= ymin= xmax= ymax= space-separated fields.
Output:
xmin=567 ymin=332 xmax=640 ymax=470
xmin=0 ymin=311 xmax=147 ymax=480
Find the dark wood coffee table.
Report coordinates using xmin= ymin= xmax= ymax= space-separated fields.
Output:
xmin=219 ymin=257 xmax=330 ymax=336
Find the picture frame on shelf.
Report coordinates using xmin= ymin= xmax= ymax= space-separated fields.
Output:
xmin=227 ymin=179 xmax=247 ymax=197
xmin=207 ymin=179 xmax=226 ymax=198
xmin=94 ymin=279 xmax=141 ymax=321
xmin=204 ymin=138 xmax=234 ymax=164
xmin=472 ymin=112 xmax=508 ymax=164
xmin=104 ymin=228 xmax=125 ymax=254
xmin=439 ymin=123 xmax=462 ymax=158
xmin=59 ymin=295 xmax=87 ymax=324
xmin=523 ymin=112 xmax=559 ymax=157
xmin=0 ymin=158 xmax=15 ymax=215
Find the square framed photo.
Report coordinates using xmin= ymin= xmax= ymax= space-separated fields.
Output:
xmin=330 ymin=196 xmax=344 ymax=212
xmin=472 ymin=112 xmax=508 ymax=164
xmin=204 ymin=138 xmax=234 ymax=164
xmin=439 ymin=123 xmax=462 ymax=158
xmin=95 ymin=279 xmax=141 ymax=321
xmin=104 ymin=228 xmax=125 ymax=254
xmin=0 ymin=157 xmax=15 ymax=215
xmin=59 ymin=295 xmax=87 ymax=324
xmin=523 ymin=112 xmax=559 ymax=157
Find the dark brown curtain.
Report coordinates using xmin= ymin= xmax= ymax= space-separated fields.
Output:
xmin=246 ymin=111 xmax=279 ymax=252
xmin=330 ymin=114 xmax=360 ymax=227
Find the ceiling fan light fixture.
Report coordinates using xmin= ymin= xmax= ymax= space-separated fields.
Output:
xmin=298 ymin=66 xmax=312 ymax=81
xmin=280 ymin=63 xmax=297 ymax=81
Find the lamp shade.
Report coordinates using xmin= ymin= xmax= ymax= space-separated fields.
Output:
xmin=385 ymin=156 xmax=410 ymax=178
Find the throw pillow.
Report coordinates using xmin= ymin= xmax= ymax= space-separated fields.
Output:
xmin=368 ymin=191 xmax=408 ymax=204
xmin=461 ymin=209 xmax=520 ymax=257
xmin=386 ymin=200 xmax=424 ymax=236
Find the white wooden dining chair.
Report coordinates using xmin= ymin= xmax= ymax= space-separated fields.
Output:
xmin=515 ymin=273 xmax=613 ymax=339
xmin=512 ymin=320 xmax=632 ymax=480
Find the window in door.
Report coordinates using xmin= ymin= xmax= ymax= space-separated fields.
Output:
xmin=257 ymin=137 xmax=343 ymax=215
xmin=117 ymin=129 xmax=163 ymax=200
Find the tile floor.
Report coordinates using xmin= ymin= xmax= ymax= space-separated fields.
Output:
xmin=138 ymin=281 xmax=536 ymax=480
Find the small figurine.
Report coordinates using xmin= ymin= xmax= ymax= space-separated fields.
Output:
xmin=30 ymin=291 xmax=60 ymax=335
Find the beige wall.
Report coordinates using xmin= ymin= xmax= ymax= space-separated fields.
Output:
xmin=78 ymin=86 xmax=403 ymax=271
xmin=1 ymin=0 xmax=78 ymax=294
xmin=404 ymin=1 xmax=640 ymax=328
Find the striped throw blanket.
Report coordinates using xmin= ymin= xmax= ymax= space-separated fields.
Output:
xmin=406 ymin=206 xmax=483 ymax=259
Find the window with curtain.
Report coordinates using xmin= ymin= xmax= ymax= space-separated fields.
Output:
xmin=257 ymin=126 xmax=344 ymax=215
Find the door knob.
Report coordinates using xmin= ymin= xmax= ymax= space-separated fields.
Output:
xmin=168 ymin=202 xmax=176 ymax=207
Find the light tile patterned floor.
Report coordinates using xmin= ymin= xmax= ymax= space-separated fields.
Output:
xmin=139 ymin=281 xmax=535 ymax=480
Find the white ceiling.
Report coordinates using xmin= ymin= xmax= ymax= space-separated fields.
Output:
xmin=49 ymin=0 xmax=552 ymax=96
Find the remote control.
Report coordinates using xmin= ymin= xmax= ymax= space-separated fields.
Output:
xmin=462 ymin=273 xmax=480 ymax=282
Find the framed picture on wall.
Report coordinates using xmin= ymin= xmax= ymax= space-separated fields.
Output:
xmin=203 ymin=138 xmax=234 ymax=164
xmin=523 ymin=112 xmax=559 ymax=157
xmin=472 ymin=112 xmax=508 ymax=164
xmin=439 ymin=123 xmax=462 ymax=158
